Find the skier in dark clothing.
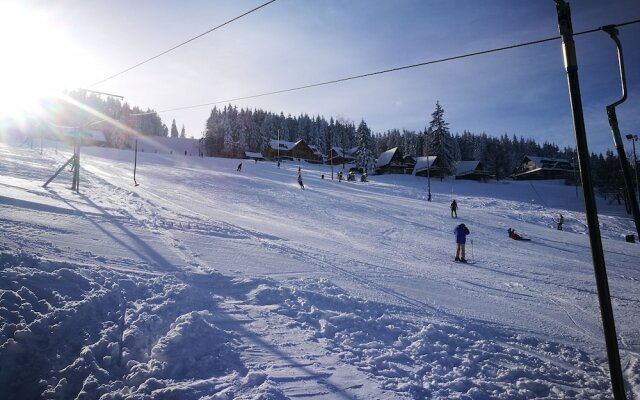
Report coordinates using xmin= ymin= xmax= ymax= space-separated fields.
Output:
xmin=557 ymin=214 xmax=564 ymax=230
xmin=237 ymin=163 xmax=242 ymax=172
xmin=454 ymin=223 xmax=470 ymax=262
xmin=508 ymin=228 xmax=531 ymax=241
xmin=298 ymin=173 xmax=305 ymax=189
xmin=451 ymin=200 xmax=458 ymax=218
xmin=277 ymin=161 xmax=281 ymax=168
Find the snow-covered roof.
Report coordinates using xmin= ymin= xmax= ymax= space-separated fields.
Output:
xmin=81 ymin=129 xmax=107 ymax=143
xmin=413 ymin=156 xmax=438 ymax=173
xmin=129 ymin=136 xmax=200 ymax=154
xmin=308 ymin=145 xmax=323 ymax=156
xmin=523 ymin=155 xmax=573 ymax=171
xmin=245 ymin=151 xmax=264 ymax=158
xmin=49 ymin=126 xmax=107 ymax=143
xmin=329 ymin=146 xmax=355 ymax=160
xmin=524 ymin=155 xmax=570 ymax=165
xmin=331 ymin=146 xmax=346 ymax=155
xmin=376 ymin=147 xmax=399 ymax=167
xmin=455 ymin=160 xmax=481 ymax=176
xmin=270 ymin=140 xmax=296 ymax=151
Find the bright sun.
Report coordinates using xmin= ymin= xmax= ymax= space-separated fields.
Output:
xmin=0 ymin=3 xmax=89 ymax=118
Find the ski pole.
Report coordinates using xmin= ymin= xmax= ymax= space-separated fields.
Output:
xmin=471 ymin=240 xmax=474 ymax=261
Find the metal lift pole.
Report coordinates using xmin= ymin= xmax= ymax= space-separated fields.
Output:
xmin=134 ymin=139 xmax=140 ymax=186
xmin=555 ymin=2 xmax=626 ymax=398
xmin=602 ymin=25 xmax=640 ymax=238
xmin=43 ymin=155 xmax=75 ymax=188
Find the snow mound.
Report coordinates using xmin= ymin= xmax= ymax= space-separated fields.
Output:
xmin=0 ymin=253 xmax=283 ymax=400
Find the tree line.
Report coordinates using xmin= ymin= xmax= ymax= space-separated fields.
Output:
xmin=8 ymin=90 xmax=633 ymax=191
xmin=203 ymin=102 xmax=578 ymax=179
xmin=203 ymin=102 xmax=636 ymax=193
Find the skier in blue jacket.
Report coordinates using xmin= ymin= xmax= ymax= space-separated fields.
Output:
xmin=454 ymin=223 xmax=470 ymax=262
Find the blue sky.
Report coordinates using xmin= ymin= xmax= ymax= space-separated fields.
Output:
xmin=2 ymin=0 xmax=639 ymax=154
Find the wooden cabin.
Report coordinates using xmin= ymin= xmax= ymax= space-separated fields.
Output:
xmin=327 ymin=146 xmax=356 ymax=166
xmin=413 ymin=155 xmax=447 ymax=178
xmin=510 ymin=155 xmax=575 ymax=180
xmin=265 ymin=139 xmax=322 ymax=163
xmin=455 ymin=160 xmax=492 ymax=181
xmin=403 ymin=156 xmax=417 ymax=171
xmin=374 ymin=147 xmax=411 ymax=174
xmin=308 ymin=145 xmax=326 ymax=164
xmin=244 ymin=151 xmax=265 ymax=161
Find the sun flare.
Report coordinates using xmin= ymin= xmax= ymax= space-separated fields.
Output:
xmin=0 ymin=3 xmax=90 ymax=118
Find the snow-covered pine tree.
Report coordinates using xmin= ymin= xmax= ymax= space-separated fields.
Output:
xmin=426 ymin=101 xmax=456 ymax=176
xmin=170 ymin=119 xmax=179 ymax=138
xmin=180 ymin=125 xmax=186 ymax=138
xmin=355 ymin=120 xmax=375 ymax=173
xmin=222 ymin=112 xmax=234 ymax=157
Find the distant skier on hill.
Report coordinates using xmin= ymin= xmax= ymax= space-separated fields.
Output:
xmin=237 ymin=163 xmax=242 ymax=172
xmin=454 ymin=223 xmax=469 ymax=262
xmin=557 ymin=214 xmax=564 ymax=230
xmin=450 ymin=200 xmax=458 ymax=218
xmin=298 ymin=173 xmax=305 ymax=190
xmin=508 ymin=228 xmax=531 ymax=241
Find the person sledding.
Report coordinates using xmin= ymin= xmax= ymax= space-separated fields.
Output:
xmin=297 ymin=173 xmax=305 ymax=189
xmin=454 ymin=223 xmax=470 ymax=262
xmin=508 ymin=228 xmax=531 ymax=241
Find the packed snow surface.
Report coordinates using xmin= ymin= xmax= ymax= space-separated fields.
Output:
xmin=1 ymin=141 xmax=639 ymax=399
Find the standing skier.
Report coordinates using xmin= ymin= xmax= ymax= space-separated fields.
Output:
xmin=450 ymin=199 xmax=458 ymax=218
xmin=298 ymin=173 xmax=305 ymax=190
xmin=557 ymin=214 xmax=564 ymax=230
xmin=237 ymin=163 xmax=242 ymax=172
xmin=454 ymin=223 xmax=469 ymax=262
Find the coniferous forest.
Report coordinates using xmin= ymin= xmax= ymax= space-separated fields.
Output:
xmin=5 ymin=90 xmax=635 ymax=194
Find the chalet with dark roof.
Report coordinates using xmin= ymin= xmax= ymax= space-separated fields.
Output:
xmin=244 ymin=151 xmax=265 ymax=161
xmin=510 ymin=155 xmax=575 ymax=180
xmin=327 ymin=146 xmax=356 ymax=166
xmin=265 ymin=139 xmax=323 ymax=163
xmin=413 ymin=155 xmax=446 ymax=178
xmin=455 ymin=160 xmax=492 ymax=181
xmin=374 ymin=147 xmax=411 ymax=174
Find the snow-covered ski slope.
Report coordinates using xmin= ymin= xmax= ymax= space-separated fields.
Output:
xmin=1 ymin=141 xmax=639 ymax=399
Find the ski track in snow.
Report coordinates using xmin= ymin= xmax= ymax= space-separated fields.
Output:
xmin=1 ymin=142 xmax=639 ymax=399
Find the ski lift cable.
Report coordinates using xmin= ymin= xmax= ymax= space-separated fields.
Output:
xmin=88 ymin=0 xmax=278 ymax=88
xmin=129 ymin=19 xmax=639 ymax=117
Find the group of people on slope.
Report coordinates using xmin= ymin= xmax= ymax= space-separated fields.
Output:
xmin=451 ymin=201 xmax=567 ymax=262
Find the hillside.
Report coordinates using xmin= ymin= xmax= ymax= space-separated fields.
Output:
xmin=1 ymin=141 xmax=639 ymax=399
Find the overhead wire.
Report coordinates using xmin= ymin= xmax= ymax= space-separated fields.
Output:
xmin=128 ymin=18 xmax=640 ymax=117
xmin=89 ymin=0 xmax=277 ymax=88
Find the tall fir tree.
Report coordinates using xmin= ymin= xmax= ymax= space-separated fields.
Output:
xmin=426 ymin=101 xmax=457 ymax=176
xmin=170 ymin=119 xmax=179 ymax=138
xmin=355 ymin=120 xmax=375 ymax=173
xmin=180 ymin=125 xmax=186 ymax=138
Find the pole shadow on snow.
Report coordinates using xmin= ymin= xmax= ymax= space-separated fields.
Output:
xmin=160 ymin=272 xmax=363 ymax=399
xmin=46 ymin=189 xmax=176 ymax=272
xmin=212 ymin=306 xmax=360 ymax=399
